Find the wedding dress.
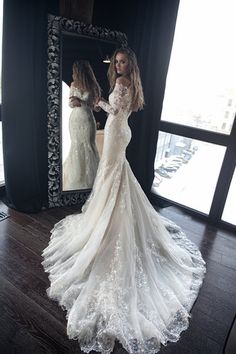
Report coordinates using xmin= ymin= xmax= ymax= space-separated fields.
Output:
xmin=63 ymin=86 xmax=99 ymax=190
xmin=42 ymin=82 xmax=206 ymax=354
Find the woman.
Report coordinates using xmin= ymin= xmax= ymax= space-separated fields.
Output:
xmin=42 ymin=48 xmax=206 ymax=354
xmin=63 ymin=60 xmax=101 ymax=191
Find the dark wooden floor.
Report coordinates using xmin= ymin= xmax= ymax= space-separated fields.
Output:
xmin=0 ymin=200 xmax=235 ymax=354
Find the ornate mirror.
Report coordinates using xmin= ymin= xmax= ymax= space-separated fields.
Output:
xmin=47 ymin=14 xmax=128 ymax=207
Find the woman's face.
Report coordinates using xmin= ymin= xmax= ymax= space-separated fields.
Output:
xmin=115 ymin=53 xmax=129 ymax=76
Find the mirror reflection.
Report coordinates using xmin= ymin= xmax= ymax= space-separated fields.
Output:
xmin=62 ymin=60 xmax=100 ymax=191
xmin=61 ymin=33 xmax=118 ymax=192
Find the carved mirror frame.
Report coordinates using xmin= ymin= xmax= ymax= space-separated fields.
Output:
xmin=47 ymin=14 xmax=128 ymax=207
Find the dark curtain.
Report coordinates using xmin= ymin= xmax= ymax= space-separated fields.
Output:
xmin=1 ymin=0 xmax=58 ymax=212
xmin=126 ymin=0 xmax=180 ymax=197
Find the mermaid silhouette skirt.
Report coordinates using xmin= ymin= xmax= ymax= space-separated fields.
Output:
xmin=42 ymin=83 xmax=206 ymax=354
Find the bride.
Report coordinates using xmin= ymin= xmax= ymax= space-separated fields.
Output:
xmin=63 ymin=60 xmax=101 ymax=191
xmin=42 ymin=47 xmax=206 ymax=354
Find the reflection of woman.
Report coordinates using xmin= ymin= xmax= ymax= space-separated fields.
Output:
xmin=63 ymin=60 xmax=101 ymax=190
xmin=43 ymin=48 xmax=205 ymax=354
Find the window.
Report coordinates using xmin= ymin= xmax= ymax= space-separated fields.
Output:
xmin=160 ymin=0 xmax=236 ymax=136
xmin=152 ymin=0 xmax=236 ymax=228
xmin=152 ymin=132 xmax=225 ymax=214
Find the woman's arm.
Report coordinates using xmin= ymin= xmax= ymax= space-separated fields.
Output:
xmin=97 ymin=78 xmax=129 ymax=115
xmin=68 ymin=85 xmax=80 ymax=108
xmin=69 ymin=96 xmax=81 ymax=108
xmin=68 ymin=83 xmax=91 ymax=108
xmin=93 ymin=104 xmax=101 ymax=112
xmin=70 ymin=82 xmax=89 ymax=101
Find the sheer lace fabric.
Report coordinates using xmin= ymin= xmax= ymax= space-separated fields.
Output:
xmin=63 ymin=86 xmax=99 ymax=190
xmin=42 ymin=82 xmax=206 ymax=354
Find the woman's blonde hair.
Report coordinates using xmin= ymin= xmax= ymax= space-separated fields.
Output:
xmin=72 ymin=60 xmax=101 ymax=104
xmin=108 ymin=47 xmax=144 ymax=112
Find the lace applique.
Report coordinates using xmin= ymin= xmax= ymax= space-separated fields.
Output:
xmin=69 ymin=86 xmax=90 ymax=108
xmin=98 ymin=82 xmax=130 ymax=115
xmin=63 ymin=87 xmax=99 ymax=190
xmin=42 ymin=76 xmax=206 ymax=354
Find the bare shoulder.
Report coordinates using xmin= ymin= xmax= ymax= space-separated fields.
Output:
xmin=116 ymin=76 xmax=130 ymax=88
xmin=71 ymin=82 xmax=83 ymax=91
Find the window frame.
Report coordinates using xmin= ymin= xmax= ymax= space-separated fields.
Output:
xmin=151 ymin=117 xmax=236 ymax=231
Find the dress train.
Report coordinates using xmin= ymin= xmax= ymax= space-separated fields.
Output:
xmin=42 ymin=82 xmax=206 ymax=354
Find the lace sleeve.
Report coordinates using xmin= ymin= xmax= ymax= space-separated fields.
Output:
xmin=69 ymin=86 xmax=89 ymax=107
xmin=98 ymin=83 xmax=128 ymax=115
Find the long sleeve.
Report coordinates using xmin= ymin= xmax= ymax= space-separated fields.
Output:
xmin=98 ymin=83 xmax=129 ymax=115
xmin=69 ymin=86 xmax=89 ymax=108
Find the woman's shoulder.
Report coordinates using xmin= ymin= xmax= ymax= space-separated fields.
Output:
xmin=71 ymin=82 xmax=83 ymax=90
xmin=116 ymin=76 xmax=130 ymax=88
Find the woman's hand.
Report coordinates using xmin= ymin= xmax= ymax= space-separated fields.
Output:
xmin=93 ymin=97 xmax=104 ymax=112
xmin=93 ymin=105 xmax=101 ymax=112
xmin=70 ymin=96 xmax=81 ymax=107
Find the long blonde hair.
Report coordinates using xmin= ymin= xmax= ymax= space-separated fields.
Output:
xmin=72 ymin=60 xmax=101 ymax=104
xmin=108 ymin=47 xmax=144 ymax=112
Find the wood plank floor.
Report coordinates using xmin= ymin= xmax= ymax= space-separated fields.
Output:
xmin=0 ymin=200 xmax=235 ymax=354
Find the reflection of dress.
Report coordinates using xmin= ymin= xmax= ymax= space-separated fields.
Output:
xmin=63 ymin=86 xmax=99 ymax=190
xmin=42 ymin=83 xmax=206 ymax=354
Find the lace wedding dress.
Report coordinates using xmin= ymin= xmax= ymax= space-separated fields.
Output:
xmin=63 ymin=86 xmax=99 ymax=190
xmin=42 ymin=83 xmax=206 ymax=354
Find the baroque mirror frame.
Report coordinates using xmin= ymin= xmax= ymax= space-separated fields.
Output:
xmin=47 ymin=14 xmax=128 ymax=208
